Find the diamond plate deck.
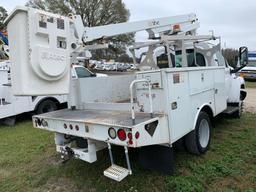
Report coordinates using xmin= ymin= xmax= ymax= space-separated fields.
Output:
xmin=34 ymin=109 xmax=163 ymax=127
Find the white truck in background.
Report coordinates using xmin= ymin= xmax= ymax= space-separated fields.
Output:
xmin=239 ymin=51 xmax=256 ymax=80
xmin=0 ymin=60 xmax=105 ymax=125
xmin=5 ymin=7 xmax=248 ymax=181
xmin=0 ymin=60 xmax=66 ymax=125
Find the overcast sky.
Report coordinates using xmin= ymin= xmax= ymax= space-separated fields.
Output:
xmin=2 ymin=0 xmax=256 ymax=50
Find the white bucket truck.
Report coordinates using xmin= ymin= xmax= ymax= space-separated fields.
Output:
xmin=0 ymin=60 xmax=67 ymax=125
xmin=0 ymin=60 xmax=105 ymax=125
xmin=5 ymin=7 xmax=248 ymax=181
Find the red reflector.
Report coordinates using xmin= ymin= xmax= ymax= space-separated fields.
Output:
xmin=173 ymin=24 xmax=181 ymax=32
xmin=129 ymin=140 xmax=133 ymax=145
xmin=135 ymin=131 xmax=140 ymax=139
xmin=69 ymin=124 xmax=73 ymax=130
xmin=75 ymin=125 xmax=79 ymax=131
xmin=64 ymin=124 xmax=67 ymax=129
xmin=127 ymin=132 xmax=132 ymax=140
xmin=117 ymin=129 xmax=126 ymax=141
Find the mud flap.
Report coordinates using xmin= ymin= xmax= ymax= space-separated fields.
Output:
xmin=240 ymin=90 xmax=247 ymax=101
xmin=139 ymin=145 xmax=175 ymax=174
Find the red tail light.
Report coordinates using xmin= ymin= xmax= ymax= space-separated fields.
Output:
xmin=69 ymin=124 xmax=73 ymax=130
xmin=127 ymin=132 xmax=133 ymax=145
xmin=127 ymin=132 xmax=132 ymax=140
xmin=117 ymin=129 xmax=126 ymax=141
xmin=135 ymin=131 xmax=140 ymax=139
xmin=173 ymin=24 xmax=181 ymax=33
xmin=75 ymin=125 xmax=79 ymax=131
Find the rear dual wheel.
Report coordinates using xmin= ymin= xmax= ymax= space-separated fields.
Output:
xmin=185 ymin=111 xmax=211 ymax=155
xmin=138 ymin=111 xmax=211 ymax=174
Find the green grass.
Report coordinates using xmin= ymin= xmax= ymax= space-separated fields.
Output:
xmin=0 ymin=113 xmax=256 ymax=192
xmin=245 ymin=81 xmax=256 ymax=88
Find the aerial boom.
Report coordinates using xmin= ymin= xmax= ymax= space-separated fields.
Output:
xmin=5 ymin=6 xmax=200 ymax=96
xmin=79 ymin=13 xmax=199 ymax=43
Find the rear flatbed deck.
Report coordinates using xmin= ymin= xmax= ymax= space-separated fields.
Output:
xmin=35 ymin=109 xmax=163 ymax=127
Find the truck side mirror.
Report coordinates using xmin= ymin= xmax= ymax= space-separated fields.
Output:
xmin=231 ymin=46 xmax=249 ymax=73
xmin=235 ymin=56 xmax=238 ymax=63
xmin=239 ymin=46 xmax=248 ymax=65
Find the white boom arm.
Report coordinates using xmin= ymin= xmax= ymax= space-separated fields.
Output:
xmin=76 ymin=14 xmax=199 ymax=43
xmin=5 ymin=6 xmax=200 ymax=96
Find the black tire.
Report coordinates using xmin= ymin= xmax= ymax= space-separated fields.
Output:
xmin=36 ymin=100 xmax=58 ymax=114
xmin=185 ymin=111 xmax=211 ymax=155
xmin=173 ymin=137 xmax=186 ymax=152
xmin=232 ymin=102 xmax=242 ymax=118
xmin=2 ymin=116 xmax=16 ymax=126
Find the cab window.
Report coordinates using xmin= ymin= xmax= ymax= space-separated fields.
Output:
xmin=175 ymin=49 xmax=206 ymax=67
xmin=157 ymin=49 xmax=206 ymax=68
xmin=75 ymin=67 xmax=93 ymax=78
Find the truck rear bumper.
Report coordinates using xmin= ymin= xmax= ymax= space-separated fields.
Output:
xmin=55 ymin=137 xmax=107 ymax=163
xmin=32 ymin=108 xmax=169 ymax=148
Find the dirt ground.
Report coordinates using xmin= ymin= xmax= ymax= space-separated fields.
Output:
xmin=244 ymin=88 xmax=256 ymax=113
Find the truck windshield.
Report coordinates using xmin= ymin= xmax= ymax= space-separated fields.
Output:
xmin=75 ymin=67 xmax=93 ymax=78
xmin=247 ymin=61 xmax=256 ymax=67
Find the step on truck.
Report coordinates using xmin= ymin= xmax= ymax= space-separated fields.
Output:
xmin=5 ymin=7 xmax=248 ymax=181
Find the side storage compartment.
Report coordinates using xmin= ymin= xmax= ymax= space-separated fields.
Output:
xmin=166 ymin=67 xmax=221 ymax=144
xmin=166 ymin=71 xmax=192 ymax=143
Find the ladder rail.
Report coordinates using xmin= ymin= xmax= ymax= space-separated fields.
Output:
xmin=130 ymin=79 xmax=153 ymax=125
xmin=124 ymin=146 xmax=132 ymax=174
xmin=107 ymin=143 xmax=114 ymax=165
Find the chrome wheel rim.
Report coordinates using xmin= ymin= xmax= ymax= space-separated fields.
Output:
xmin=198 ymin=119 xmax=210 ymax=148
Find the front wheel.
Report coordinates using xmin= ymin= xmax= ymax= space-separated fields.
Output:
xmin=232 ymin=101 xmax=242 ymax=118
xmin=185 ymin=111 xmax=211 ymax=155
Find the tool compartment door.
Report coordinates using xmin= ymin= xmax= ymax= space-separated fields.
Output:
xmin=167 ymin=71 xmax=192 ymax=142
xmin=214 ymin=68 xmax=227 ymax=114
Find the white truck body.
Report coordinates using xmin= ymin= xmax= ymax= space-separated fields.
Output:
xmin=36 ymin=66 xmax=226 ymax=143
xmin=5 ymin=7 xmax=248 ymax=181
